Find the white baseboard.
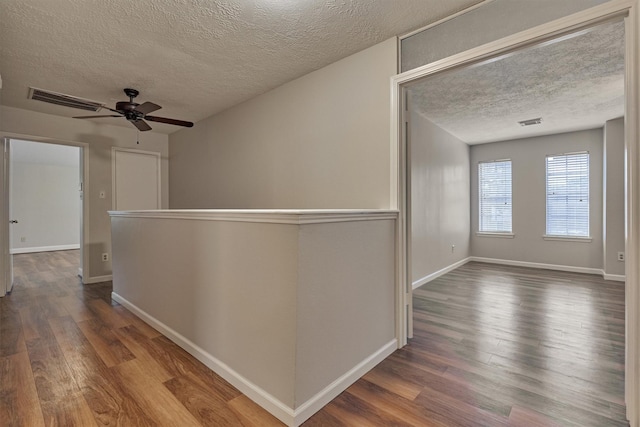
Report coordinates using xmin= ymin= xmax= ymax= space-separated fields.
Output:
xmin=292 ymin=339 xmax=397 ymax=426
xmin=112 ymin=292 xmax=396 ymax=427
xmin=469 ymin=257 xmax=626 ymax=282
xmin=469 ymin=257 xmax=603 ymax=275
xmin=412 ymin=257 xmax=627 ymax=287
xmin=10 ymin=244 xmax=80 ymax=254
xmin=603 ymin=273 xmax=626 ymax=282
xmin=78 ymin=268 xmax=83 ymax=278
xmin=412 ymin=257 xmax=471 ymax=290
xmin=83 ymin=275 xmax=112 ymax=284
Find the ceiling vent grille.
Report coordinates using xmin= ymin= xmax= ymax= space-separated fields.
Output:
xmin=518 ymin=117 xmax=543 ymax=127
xmin=28 ymin=87 xmax=104 ymax=112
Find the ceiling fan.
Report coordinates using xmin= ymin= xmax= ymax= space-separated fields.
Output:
xmin=73 ymin=88 xmax=194 ymax=131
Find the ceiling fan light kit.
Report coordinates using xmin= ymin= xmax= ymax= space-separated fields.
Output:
xmin=73 ymin=88 xmax=194 ymax=132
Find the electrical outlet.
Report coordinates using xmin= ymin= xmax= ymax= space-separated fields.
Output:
xmin=99 ymin=190 xmax=106 ymax=199
xmin=617 ymin=252 xmax=625 ymax=262
xmin=102 ymin=253 xmax=109 ymax=262
xmin=20 ymin=236 xmax=26 ymax=242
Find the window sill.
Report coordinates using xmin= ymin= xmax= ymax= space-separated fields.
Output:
xmin=476 ymin=232 xmax=515 ymax=239
xmin=543 ymin=235 xmax=592 ymax=242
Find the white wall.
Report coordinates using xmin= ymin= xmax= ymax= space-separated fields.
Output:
xmin=295 ymin=219 xmax=396 ymax=407
xmin=169 ymin=38 xmax=397 ymax=209
xmin=470 ymin=129 xmax=604 ymax=269
xmin=604 ymin=117 xmax=625 ymax=276
xmin=410 ymin=111 xmax=470 ymax=285
xmin=0 ymin=105 xmax=169 ymax=280
xmin=10 ymin=140 xmax=80 ymax=253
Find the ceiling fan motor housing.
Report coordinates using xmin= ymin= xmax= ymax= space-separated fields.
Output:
xmin=116 ymin=101 xmax=140 ymax=112
xmin=116 ymin=102 xmax=144 ymax=122
xmin=119 ymin=88 xmax=142 ymax=120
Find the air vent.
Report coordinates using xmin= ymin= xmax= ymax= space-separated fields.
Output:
xmin=518 ymin=117 xmax=543 ymax=127
xmin=28 ymin=87 xmax=104 ymax=112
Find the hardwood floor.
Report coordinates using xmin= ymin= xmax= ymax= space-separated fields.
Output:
xmin=1 ymin=250 xmax=282 ymax=426
xmin=308 ymin=262 xmax=627 ymax=427
xmin=1 ymin=252 xmax=628 ymax=426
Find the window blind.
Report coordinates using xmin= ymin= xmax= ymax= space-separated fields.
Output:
xmin=479 ymin=160 xmax=512 ymax=233
xmin=546 ymin=152 xmax=589 ymax=237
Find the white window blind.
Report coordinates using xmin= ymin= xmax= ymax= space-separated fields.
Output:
xmin=546 ymin=152 xmax=589 ymax=237
xmin=479 ymin=160 xmax=512 ymax=233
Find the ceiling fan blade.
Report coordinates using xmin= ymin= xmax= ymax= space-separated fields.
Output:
xmin=132 ymin=120 xmax=152 ymax=132
xmin=145 ymin=115 xmax=194 ymax=127
xmin=135 ymin=101 xmax=162 ymax=115
xmin=101 ymin=106 xmax=123 ymax=114
xmin=73 ymin=115 xmax=121 ymax=119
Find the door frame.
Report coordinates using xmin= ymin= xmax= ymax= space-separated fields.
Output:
xmin=390 ymin=0 xmax=639 ymax=424
xmin=1 ymin=133 xmax=90 ymax=294
xmin=2 ymin=138 xmax=11 ymax=295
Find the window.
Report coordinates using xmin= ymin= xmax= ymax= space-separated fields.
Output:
xmin=478 ymin=160 xmax=512 ymax=233
xmin=546 ymin=152 xmax=589 ymax=237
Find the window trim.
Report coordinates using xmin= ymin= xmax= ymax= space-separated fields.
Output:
xmin=476 ymin=232 xmax=515 ymax=239
xmin=542 ymin=235 xmax=592 ymax=242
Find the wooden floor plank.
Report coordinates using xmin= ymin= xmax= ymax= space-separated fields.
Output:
xmin=342 ymin=379 xmax=447 ymax=427
xmin=19 ymin=304 xmax=51 ymax=341
xmin=49 ymin=315 xmax=157 ymax=426
xmin=164 ymin=373 xmax=245 ymax=426
xmin=414 ymin=380 xmax=511 ymax=426
xmin=227 ymin=394 xmax=284 ymax=427
xmin=55 ymin=294 xmax=96 ymax=323
xmin=0 ymin=305 xmax=26 ymax=357
xmin=326 ymin=390 xmax=418 ymax=427
xmin=39 ymin=394 xmax=99 ymax=427
xmin=77 ymin=318 xmax=136 ymax=367
xmin=149 ymin=334 xmax=243 ymax=402
xmin=111 ymin=324 xmax=174 ymax=383
xmin=361 ymin=366 xmax=424 ymax=401
xmin=111 ymin=358 xmax=203 ymax=426
xmin=84 ymin=298 xmax=130 ymax=330
xmin=0 ymin=352 xmax=45 ymax=427
xmin=508 ymin=405 xmax=567 ymax=427
xmin=26 ymin=335 xmax=98 ymax=426
xmin=112 ymin=305 xmax=162 ymax=338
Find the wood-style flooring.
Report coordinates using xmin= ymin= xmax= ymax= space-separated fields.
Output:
xmin=1 ymin=250 xmax=282 ymax=426
xmin=0 ymin=252 xmax=628 ymax=426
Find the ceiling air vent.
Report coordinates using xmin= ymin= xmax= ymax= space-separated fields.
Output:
xmin=518 ymin=117 xmax=543 ymax=127
xmin=28 ymin=87 xmax=104 ymax=112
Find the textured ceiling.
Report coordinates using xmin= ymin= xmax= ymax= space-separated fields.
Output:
xmin=0 ymin=0 xmax=483 ymax=134
xmin=408 ymin=20 xmax=625 ymax=144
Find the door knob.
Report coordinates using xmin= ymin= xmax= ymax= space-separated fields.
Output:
xmin=9 ymin=220 xmax=18 ymax=224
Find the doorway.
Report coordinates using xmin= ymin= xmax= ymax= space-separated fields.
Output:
xmin=2 ymin=136 xmax=89 ymax=296
xmin=391 ymin=1 xmax=639 ymax=425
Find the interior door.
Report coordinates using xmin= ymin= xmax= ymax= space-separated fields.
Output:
xmin=112 ymin=148 xmax=161 ymax=210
